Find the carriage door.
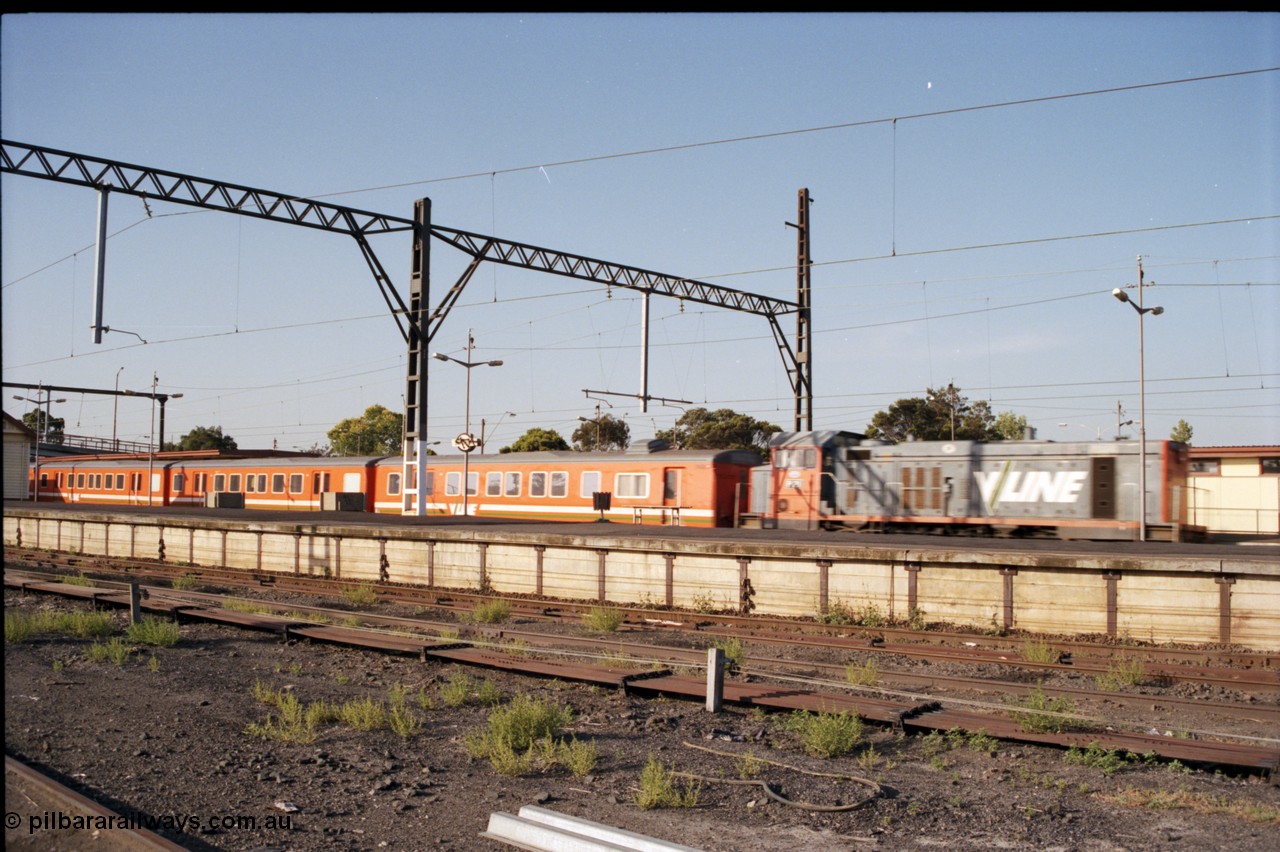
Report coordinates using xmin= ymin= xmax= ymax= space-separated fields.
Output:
xmin=312 ymin=471 xmax=330 ymax=509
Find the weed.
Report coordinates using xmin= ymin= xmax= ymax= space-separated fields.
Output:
xmin=252 ymin=679 xmax=285 ymax=706
xmin=749 ymin=707 xmax=768 ymax=722
xmin=582 ymin=607 xmax=625 ymax=633
xmin=65 ymin=611 xmax=116 ymax=638
xmin=1095 ymin=657 xmax=1146 ymax=691
xmin=919 ymin=730 xmax=948 ymax=758
xmin=929 ymin=755 xmax=951 ymax=771
xmin=691 ymin=592 xmax=719 ymax=614
xmin=388 ymin=701 xmax=422 ymax=738
xmin=1021 ymin=638 xmax=1060 ymax=664
xmin=1006 ymin=685 xmax=1075 ymax=734
xmin=170 ymin=573 xmax=201 ymax=591
xmin=338 ymin=696 xmax=386 ymax=732
xmin=341 ymin=616 xmax=362 ymax=628
xmin=856 ymin=743 xmax=882 ymax=772
xmin=784 ymin=709 xmax=863 ymax=758
xmin=475 ymin=679 xmax=503 ymax=706
xmin=5 ymin=611 xmax=38 ymax=644
xmin=713 ymin=637 xmax=746 ymax=674
xmin=436 ymin=628 xmax=461 ymax=641
xmin=87 ymin=637 xmax=132 ymax=667
xmin=126 ymin=617 xmax=180 ymax=647
xmin=821 ymin=600 xmax=858 ymax=625
xmin=52 ymin=659 xmax=65 ymax=672
xmin=737 ymin=751 xmax=766 ymax=779
xmin=907 ymin=801 xmax=920 ymax=816
xmin=148 ymin=655 xmax=160 ymax=673
xmin=341 ymin=585 xmax=379 ymax=607
xmin=966 ymin=730 xmax=999 ymax=756
xmin=305 ymin=700 xmax=340 ymax=728
xmin=471 ymin=599 xmax=512 ymax=624
xmin=1101 ymin=786 xmax=1280 ymax=825
xmin=1064 ymin=742 xmax=1130 ymax=775
xmin=636 ymin=754 xmax=700 ymax=809
xmin=845 ymin=658 xmax=880 ymax=687
xmin=441 ymin=672 xmax=476 ymax=708
xmin=223 ymin=598 xmax=271 ymax=615
xmin=63 ymin=574 xmax=95 ymax=587
xmin=245 ymin=692 xmax=315 ymax=744
xmin=907 ymin=606 xmax=927 ymax=631
xmin=1166 ymin=759 xmax=1190 ymax=775
xmin=483 ymin=693 xmax=574 ymax=752
xmin=415 ymin=687 xmax=436 ymax=711
xmin=463 ymin=693 xmax=579 ymax=776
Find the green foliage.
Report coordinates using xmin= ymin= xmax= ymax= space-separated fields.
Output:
xmin=1020 ymin=638 xmax=1060 ymax=664
xmin=1006 ymin=685 xmax=1075 ymax=733
xmin=865 ymin=385 xmax=1001 ymax=444
xmin=571 ymin=413 xmax=630 ymax=452
xmin=1095 ymin=657 xmax=1147 ymax=691
xmin=713 ymin=637 xmax=746 ymax=673
xmin=22 ymin=409 xmax=65 ymax=444
xmin=785 ymin=710 xmax=864 ymax=758
xmin=62 ymin=574 xmax=95 ymax=587
xmin=654 ymin=407 xmax=779 ymax=453
xmin=463 ymin=693 xmax=579 ymax=776
xmin=636 ymin=754 xmax=701 ymax=809
xmin=5 ymin=610 xmax=38 ymax=644
xmin=1064 ymin=742 xmax=1130 ymax=775
xmin=338 ymin=696 xmax=386 ymax=731
xmin=125 ymin=617 xmax=180 ymax=647
xmin=991 ymin=410 xmax=1031 ymax=441
xmin=244 ymin=691 xmax=316 ymax=744
xmin=171 ymin=425 xmax=237 ymax=451
xmin=340 ymin=585 xmax=379 ymax=607
xmin=582 ymin=607 xmax=625 ymax=633
xmin=328 ymin=404 xmax=403 ymax=456
xmin=87 ymin=637 xmax=132 ymax=667
xmin=500 ymin=427 xmax=570 ymax=453
xmin=171 ymin=573 xmax=201 ymax=591
xmin=482 ymin=693 xmax=574 ymax=752
xmin=471 ymin=598 xmax=512 ymax=624
xmin=1169 ymin=419 xmax=1193 ymax=445
xmin=845 ymin=658 xmax=880 ymax=687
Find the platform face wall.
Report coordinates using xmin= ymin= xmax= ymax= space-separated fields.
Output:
xmin=4 ymin=512 xmax=1277 ymax=651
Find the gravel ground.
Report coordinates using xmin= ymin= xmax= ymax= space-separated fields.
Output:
xmin=4 ymin=589 xmax=1278 ymax=851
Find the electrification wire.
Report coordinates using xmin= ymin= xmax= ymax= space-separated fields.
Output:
xmin=309 ymin=68 xmax=1280 ymax=200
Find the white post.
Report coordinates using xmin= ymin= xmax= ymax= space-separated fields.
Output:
xmin=706 ymin=647 xmax=724 ymax=713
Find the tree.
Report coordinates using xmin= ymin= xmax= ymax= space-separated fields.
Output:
xmin=328 ymin=405 xmax=403 ymax=456
xmin=169 ymin=425 xmax=238 ymax=451
xmin=22 ymin=410 xmax=65 ymax=445
xmin=654 ymin=407 xmax=781 ymax=453
xmin=991 ymin=411 xmax=1031 ymax=441
xmin=500 ymin=428 xmax=570 ymax=453
xmin=865 ymin=385 xmax=998 ymax=444
xmin=571 ymin=413 xmax=630 ymax=452
xmin=1170 ymin=419 xmax=1193 ymax=445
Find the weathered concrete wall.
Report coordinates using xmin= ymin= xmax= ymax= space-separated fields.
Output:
xmin=5 ymin=510 xmax=1277 ymax=651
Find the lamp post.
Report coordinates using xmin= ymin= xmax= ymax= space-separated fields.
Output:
xmin=1112 ymin=255 xmax=1164 ymax=542
xmin=112 ymin=367 xmax=124 ymax=451
xmin=433 ymin=330 xmax=503 ymax=516
xmin=13 ymin=387 xmax=66 ymax=503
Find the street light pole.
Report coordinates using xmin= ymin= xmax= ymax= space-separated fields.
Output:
xmin=433 ymin=330 xmax=503 ymax=517
xmin=113 ymin=367 xmax=124 ymax=451
xmin=13 ymin=386 xmax=66 ymax=503
xmin=1112 ymin=255 xmax=1164 ymax=542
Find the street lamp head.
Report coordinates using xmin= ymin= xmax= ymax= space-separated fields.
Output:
xmin=1149 ymin=306 xmax=1164 ymax=316
xmin=432 ymin=352 xmax=449 ymax=362
xmin=1111 ymin=288 xmax=1130 ymax=304
xmin=486 ymin=360 xmax=503 ymax=367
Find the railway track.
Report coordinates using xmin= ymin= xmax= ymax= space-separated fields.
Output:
xmin=8 ymin=548 xmax=1277 ymax=692
xmin=6 ymin=564 xmax=1278 ymax=780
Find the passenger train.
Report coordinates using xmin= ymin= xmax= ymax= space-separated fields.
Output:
xmin=22 ymin=432 xmax=1197 ymax=540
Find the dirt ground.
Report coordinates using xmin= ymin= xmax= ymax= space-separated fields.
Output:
xmin=4 ymin=588 xmax=1278 ymax=851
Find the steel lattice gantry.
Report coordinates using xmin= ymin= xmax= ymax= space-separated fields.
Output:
xmin=1 ymin=140 xmax=811 ymax=515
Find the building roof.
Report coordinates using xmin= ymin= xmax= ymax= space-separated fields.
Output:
xmin=1188 ymin=446 xmax=1280 ymax=458
xmin=3 ymin=411 xmax=37 ymax=439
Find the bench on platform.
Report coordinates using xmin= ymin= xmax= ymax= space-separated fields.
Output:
xmin=632 ymin=505 xmax=686 ymax=526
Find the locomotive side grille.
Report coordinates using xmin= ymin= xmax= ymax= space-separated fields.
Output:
xmin=1092 ymin=457 xmax=1116 ymax=519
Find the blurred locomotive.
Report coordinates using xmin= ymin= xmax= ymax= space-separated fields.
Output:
xmin=24 ymin=431 xmax=1197 ymax=540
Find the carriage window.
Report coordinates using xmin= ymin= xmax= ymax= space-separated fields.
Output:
xmin=529 ymin=472 xmax=547 ymax=497
xmin=214 ymin=474 xmax=225 ymax=492
xmin=505 ymin=471 xmax=521 ymax=496
xmin=386 ymin=473 xmax=400 ymax=496
xmin=550 ymin=471 xmax=568 ymax=498
xmin=116 ymin=474 xmax=125 ymax=490
xmin=173 ymin=474 xmax=185 ymax=492
xmin=289 ymin=474 xmax=303 ymax=494
xmin=229 ymin=474 xmax=242 ymax=491
xmin=77 ymin=474 xmax=85 ymax=488
xmin=132 ymin=473 xmax=143 ymax=490
xmin=580 ymin=471 xmax=601 ymax=498
xmin=313 ymin=472 xmax=330 ymax=493
xmin=256 ymin=475 xmax=267 ymax=493
xmin=445 ymin=472 xmax=461 ymax=496
xmin=486 ymin=472 xmax=503 ymax=497
xmin=424 ymin=471 xmax=434 ymax=496
xmin=466 ymin=472 xmax=478 ymax=496
xmin=615 ymin=473 xmax=649 ymax=498
xmin=246 ymin=475 xmax=257 ymax=493
xmin=40 ymin=472 xmax=49 ymax=487
xmin=272 ymin=474 xmax=286 ymax=493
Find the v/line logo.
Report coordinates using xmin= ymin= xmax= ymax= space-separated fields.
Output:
xmin=973 ymin=464 xmax=1088 ymax=511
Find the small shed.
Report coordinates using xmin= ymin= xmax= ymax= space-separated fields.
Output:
xmin=3 ymin=411 xmax=36 ymax=500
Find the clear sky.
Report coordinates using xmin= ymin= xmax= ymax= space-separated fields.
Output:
xmin=3 ymin=13 xmax=1277 ymax=454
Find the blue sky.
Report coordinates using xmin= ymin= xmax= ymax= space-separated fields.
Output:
xmin=3 ymin=13 xmax=1277 ymax=453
